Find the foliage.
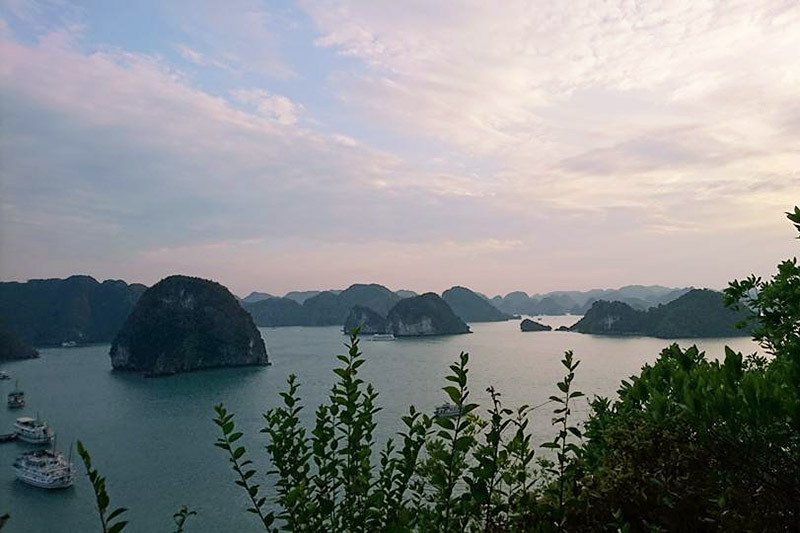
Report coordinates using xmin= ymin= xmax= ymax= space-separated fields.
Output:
xmin=172 ymin=506 xmax=196 ymax=533
xmin=724 ymin=206 xmax=800 ymax=354
xmin=78 ymin=441 xmax=196 ymax=533
xmin=566 ymin=207 xmax=800 ymax=531
xmin=213 ymin=330 xmax=582 ymax=531
xmin=77 ymin=440 xmax=129 ymax=533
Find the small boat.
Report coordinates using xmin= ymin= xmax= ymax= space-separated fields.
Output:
xmin=0 ymin=371 xmax=10 ymax=380
xmin=8 ymin=382 xmax=24 ymax=409
xmin=369 ymin=334 xmax=396 ymax=341
xmin=14 ymin=416 xmax=54 ymax=445
xmin=60 ymin=341 xmax=78 ymax=348
xmin=0 ymin=432 xmax=17 ymax=443
xmin=433 ymin=403 xmax=461 ymax=418
xmin=13 ymin=447 xmax=74 ymax=489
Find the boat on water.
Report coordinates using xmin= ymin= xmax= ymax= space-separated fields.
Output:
xmin=7 ymin=382 xmax=25 ymax=409
xmin=13 ymin=448 xmax=74 ymax=489
xmin=0 ymin=432 xmax=17 ymax=443
xmin=0 ymin=371 xmax=9 ymax=380
xmin=369 ymin=333 xmax=396 ymax=341
xmin=60 ymin=341 xmax=78 ymax=348
xmin=433 ymin=403 xmax=461 ymax=418
xmin=14 ymin=416 xmax=54 ymax=445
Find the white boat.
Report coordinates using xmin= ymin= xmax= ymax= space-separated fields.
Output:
xmin=13 ymin=448 xmax=74 ymax=489
xmin=60 ymin=341 xmax=78 ymax=348
xmin=369 ymin=334 xmax=395 ymax=341
xmin=0 ymin=371 xmax=9 ymax=380
xmin=433 ymin=403 xmax=461 ymax=418
xmin=14 ymin=416 xmax=54 ymax=445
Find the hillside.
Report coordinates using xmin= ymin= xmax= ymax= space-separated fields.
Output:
xmin=570 ymin=289 xmax=751 ymax=338
xmin=0 ymin=275 xmax=146 ymax=346
xmin=0 ymin=321 xmax=39 ymax=361
xmin=442 ymin=286 xmax=511 ymax=322
xmin=110 ymin=275 xmax=268 ymax=375
xmin=244 ymin=283 xmax=401 ymax=327
xmin=386 ymin=293 xmax=470 ymax=336
xmin=492 ymin=285 xmax=690 ymax=315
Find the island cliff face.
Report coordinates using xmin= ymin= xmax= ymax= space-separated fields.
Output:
xmin=570 ymin=289 xmax=751 ymax=338
xmin=110 ymin=276 xmax=268 ymax=375
xmin=386 ymin=293 xmax=470 ymax=336
xmin=520 ymin=319 xmax=552 ymax=332
xmin=343 ymin=306 xmax=388 ymax=334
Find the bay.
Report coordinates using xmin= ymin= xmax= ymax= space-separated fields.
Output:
xmin=0 ymin=317 xmax=759 ymax=532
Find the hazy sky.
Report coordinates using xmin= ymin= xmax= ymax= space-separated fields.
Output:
xmin=1 ymin=0 xmax=798 ymax=297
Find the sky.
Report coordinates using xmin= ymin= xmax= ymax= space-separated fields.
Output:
xmin=0 ymin=0 xmax=798 ymax=298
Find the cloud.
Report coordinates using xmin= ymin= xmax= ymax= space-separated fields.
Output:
xmin=232 ymin=88 xmax=303 ymax=124
xmin=1 ymin=2 xmax=798 ymax=295
xmin=302 ymin=0 xmax=800 ymax=217
xmin=165 ymin=0 xmax=297 ymax=79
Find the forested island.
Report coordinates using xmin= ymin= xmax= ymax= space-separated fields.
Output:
xmin=0 ymin=275 xmax=145 ymax=346
xmin=0 ymin=321 xmax=38 ymax=361
xmin=0 ymin=276 xmax=747 ymax=346
xmin=110 ymin=275 xmax=268 ymax=376
xmin=569 ymin=288 xmax=751 ymax=337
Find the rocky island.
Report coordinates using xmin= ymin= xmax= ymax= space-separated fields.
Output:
xmin=343 ymin=306 xmax=389 ymax=334
xmin=570 ymin=289 xmax=751 ymax=338
xmin=386 ymin=293 xmax=470 ymax=336
xmin=442 ymin=286 xmax=511 ymax=322
xmin=520 ymin=318 xmax=552 ymax=332
xmin=243 ymin=283 xmax=400 ymax=327
xmin=110 ymin=275 xmax=268 ymax=376
xmin=0 ymin=275 xmax=146 ymax=346
xmin=0 ymin=321 xmax=39 ymax=361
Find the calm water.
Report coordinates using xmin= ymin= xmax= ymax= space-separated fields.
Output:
xmin=0 ymin=318 xmax=759 ymax=532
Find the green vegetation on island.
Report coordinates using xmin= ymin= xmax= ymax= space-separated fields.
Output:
xmin=386 ymin=292 xmax=471 ymax=336
xmin=243 ymin=283 xmax=400 ymax=327
xmin=0 ymin=275 xmax=145 ymax=346
xmin=570 ymin=288 xmax=751 ymax=337
xmin=491 ymin=285 xmax=690 ymax=316
xmin=0 ymin=320 xmax=39 ymax=361
xmin=343 ymin=305 xmax=388 ymax=335
xmin=109 ymin=275 xmax=268 ymax=376
xmin=441 ymin=285 xmax=512 ymax=323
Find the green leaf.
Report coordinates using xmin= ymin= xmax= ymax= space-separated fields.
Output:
xmin=107 ymin=508 xmax=128 ymax=522
xmin=107 ymin=521 xmax=128 ymax=533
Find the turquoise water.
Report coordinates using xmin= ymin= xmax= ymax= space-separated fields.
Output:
xmin=0 ymin=318 xmax=759 ymax=532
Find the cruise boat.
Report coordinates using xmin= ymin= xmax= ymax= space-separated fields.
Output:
xmin=13 ymin=448 xmax=74 ymax=489
xmin=369 ymin=333 xmax=396 ymax=341
xmin=14 ymin=416 xmax=54 ymax=445
xmin=433 ymin=403 xmax=461 ymax=418
xmin=7 ymin=382 xmax=24 ymax=408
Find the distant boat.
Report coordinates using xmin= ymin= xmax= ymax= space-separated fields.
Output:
xmin=0 ymin=371 xmax=9 ymax=380
xmin=7 ymin=382 xmax=25 ymax=409
xmin=433 ymin=403 xmax=461 ymax=418
xmin=369 ymin=334 xmax=395 ymax=341
xmin=13 ymin=447 xmax=74 ymax=489
xmin=14 ymin=416 xmax=54 ymax=445
xmin=60 ymin=341 xmax=78 ymax=348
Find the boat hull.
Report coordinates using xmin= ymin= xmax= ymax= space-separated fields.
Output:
xmin=16 ymin=434 xmax=54 ymax=445
xmin=13 ymin=470 xmax=74 ymax=489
